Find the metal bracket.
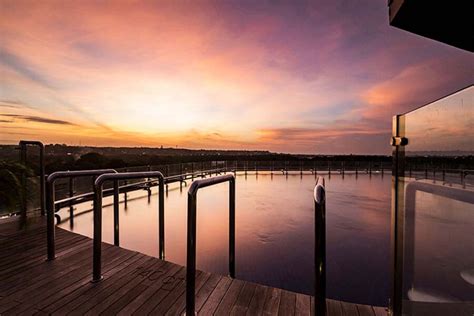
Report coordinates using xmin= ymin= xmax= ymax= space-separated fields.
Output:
xmin=390 ymin=136 xmax=408 ymax=146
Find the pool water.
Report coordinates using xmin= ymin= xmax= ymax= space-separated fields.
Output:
xmin=59 ymin=172 xmax=391 ymax=306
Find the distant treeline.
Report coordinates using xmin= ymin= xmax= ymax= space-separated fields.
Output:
xmin=1 ymin=144 xmax=473 ymax=175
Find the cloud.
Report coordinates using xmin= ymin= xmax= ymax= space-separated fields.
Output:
xmin=1 ymin=114 xmax=77 ymax=126
xmin=257 ymin=125 xmax=390 ymax=154
xmin=0 ymin=49 xmax=55 ymax=88
xmin=360 ymin=58 xmax=474 ymax=121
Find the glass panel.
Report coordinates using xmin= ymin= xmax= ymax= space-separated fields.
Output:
xmin=394 ymin=85 xmax=474 ymax=315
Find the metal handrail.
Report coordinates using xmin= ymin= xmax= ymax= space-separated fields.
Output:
xmin=92 ymin=171 xmax=165 ymax=282
xmin=51 ymin=167 xmax=225 ymax=210
xmin=186 ymin=174 xmax=236 ymax=315
xmin=314 ymin=176 xmax=326 ymax=316
xmin=46 ymin=169 xmax=117 ymax=260
xmin=19 ymin=140 xmax=45 ymax=217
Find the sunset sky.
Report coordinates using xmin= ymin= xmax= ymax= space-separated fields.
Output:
xmin=1 ymin=1 xmax=473 ymax=154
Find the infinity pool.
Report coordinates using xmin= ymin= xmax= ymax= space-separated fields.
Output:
xmin=59 ymin=172 xmax=391 ymax=306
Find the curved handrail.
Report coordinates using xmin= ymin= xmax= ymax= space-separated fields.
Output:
xmin=52 ymin=168 xmax=224 ymax=210
xmin=92 ymin=171 xmax=165 ymax=282
xmin=186 ymin=174 xmax=236 ymax=315
xmin=314 ymin=176 xmax=326 ymax=316
xmin=46 ymin=169 xmax=117 ymax=260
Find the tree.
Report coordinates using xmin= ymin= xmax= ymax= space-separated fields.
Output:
xmin=0 ymin=160 xmax=34 ymax=215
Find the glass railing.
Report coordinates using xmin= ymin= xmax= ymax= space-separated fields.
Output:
xmin=391 ymin=85 xmax=474 ymax=315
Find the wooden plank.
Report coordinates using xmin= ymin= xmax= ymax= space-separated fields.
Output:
xmin=165 ymin=271 xmax=211 ymax=316
xmin=0 ymin=233 xmax=87 ymax=279
xmin=0 ymin=240 xmax=97 ymax=305
xmin=295 ymin=294 xmax=311 ymax=315
xmin=263 ymin=287 xmax=281 ymax=315
xmin=116 ymin=263 xmax=182 ymax=315
xmin=326 ymin=299 xmax=343 ymax=316
xmin=63 ymin=255 xmax=154 ymax=315
xmin=127 ymin=266 xmax=185 ymax=315
xmin=42 ymin=249 xmax=139 ymax=313
xmin=373 ymin=306 xmax=388 ymax=316
xmin=0 ymin=230 xmax=83 ymax=271
xmin=0 ymin=299 xmax=22 ymax=314
xmin=0 ymin=235 xmax=93 ymax=284
xmin=214 ymin=279 xmax=245 ymax=315
xmin=0 ymin=219 xmax=390 ymax=316
xmin=195 ymin=273 xmax=222 ymax=312
xmin=357 ymin=304 xmax=376 ymax=316
xmin=37 ymin=248 xmax=129 ymax=311
xmin=150 ymin=269 xmax=198 ymax=315
xmin=83 ymin=259 xmax=168 ymax=315
xmin=0 ymin=240 xmax=93 ymax=295
xmin=103 ymin=262 xmax=181 ymax=315
xmin=278 ymin=290 xmax=296 ymax=316
xmin=1 ymin=244 xmax=121 ymax=314
xmin=246 ymin=284 xmax=267 ymax=315
xmin=230 ymin=281 xmax=256 ymax=315
xmin=47 ymin=252 xmax=146 ymax=314
xmin=340 ymin=301 xmax=359 ymax=316
xmin=199 ymin=276 xmax=232 ymax=314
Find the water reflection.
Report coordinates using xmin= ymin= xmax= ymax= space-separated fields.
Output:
xmin=59 ymin=172 xmax=391 ymax=306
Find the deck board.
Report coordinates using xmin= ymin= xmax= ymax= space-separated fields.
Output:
xmin=0 ymin=217 xmax=388 ymax=315
xmin=230 ymin=281 xmax=256 ymax=315
xmin=278 ymin=290 xmax=296 ymax=315
xmin=246 ymin=284 xmax=267 ymax=315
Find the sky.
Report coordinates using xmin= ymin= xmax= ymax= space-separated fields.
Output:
xmin=0 ymin=0 xmax=473 ymax=154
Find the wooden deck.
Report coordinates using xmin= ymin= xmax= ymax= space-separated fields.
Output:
xmin=0 ymin=217 xmax=388 ymax=315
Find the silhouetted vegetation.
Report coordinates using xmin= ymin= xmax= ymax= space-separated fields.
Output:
xmin=0 ymin=160 xmax=33 ymax=215
xmin=1 ymin=144 xmax=473 ymax=178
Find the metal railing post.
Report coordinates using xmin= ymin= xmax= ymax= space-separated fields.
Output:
xmin=147 ymin=165 xmax=152 ymax=198
xmin=186 ymin=174 xmax=236 ymax=315
xmin=69 ymin=177 xmax=74 ymax=227
xmin=314 ymin=177 xmax=326 ymax=316
xmin=229 ymin=179 xmax=236 ymax=278
xmin=124 ymin=168 xmax=128 ymax=208
xmin=186 ymin=189 xmax=197 ymax=315
xmin=92 ymin=171 xmax=165 ymax=282
xmin=46 ymin=180 xmax=55 ymax=260
xmin=113 ymin=180 xmax=120 ymax=246
xmin=46 ymin=169 xmax=117 ymax=261
xmin=158 ymin=175 xmax=165 ymax=259
xmin=92 ymin=182 xmax=104 ymax=282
